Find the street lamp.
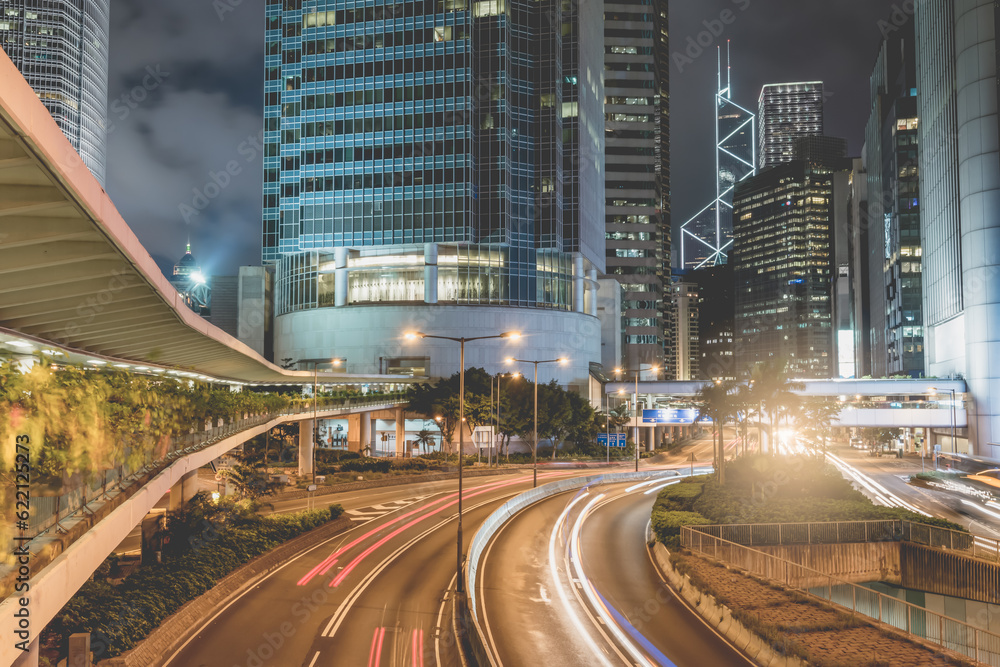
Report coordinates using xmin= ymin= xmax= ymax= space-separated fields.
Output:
xmin=614 ymin=365 xmax=658 ymax=472
xmin=313 ymin=358 xmax=344 ymax=484
xmin=405 ymin=330 xmax=519 ymax=596
xmin=506 ymin=357 xmax=568 ymax=487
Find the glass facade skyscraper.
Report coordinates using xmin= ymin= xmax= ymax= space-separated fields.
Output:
xmin=757 ymin=81 xmax=823 ymax=170
xmin=0 ymin=0 xmax=109 ymax=186
xmin=603 ymin=0 xmax=671 ymax=373
xmin=263 ymin=0 xmax=605 ymax=385
xmin=733 ymin=157 xmax=850 ymax=378
xmin=865 ymin=22 xmax=923 ymax=378
xmin=679 ymin=45 xmax=755 ymax=270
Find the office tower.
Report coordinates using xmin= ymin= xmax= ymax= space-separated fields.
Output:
xmin=679 ymin=44 xmax=755 ymax=270
xmin=865 ymin=21 xmax=923 ymax=378
xmin=603 ymin=0 xmax=670 ymax=374
xmin=757 ymin=81 xmax=823 ymax=170
xmin=262 ymin=0 xmax=605 ymax=387
xmin=847 ymin=156 xmax=870 ymax=378
xmin=691 ymin=263 xmax=735 ymax=381
xmin=0 ymin=1 xmax=109 ymax=185
xmin=732 ymin=156 xmax=851 ymax=378
xmin=910 ymin=0 xmax=999 ymax=456
xmin=670 ymin=278 xmax=698 ymax=380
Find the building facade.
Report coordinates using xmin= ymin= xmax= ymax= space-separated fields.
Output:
xmin=733 ymin=157 xmax=850 ymax=378
xmin=865 ymin=22 xmax=924 ymax=378
xmin=0 ymin=0 xmax=109 ymax=185
xmin=757 ymin=81 xmax=823 ymax=170
xmin=908 ymin=0 xmax=1000 ymax=456
xmin=670 ymin=278 xmax=698 ymax=380
xmin=679 ymin=45 xmax=755 ymax=270
xmin=691 ymin=263 xmax=735 ymax=380
xmin=262 ymin=0 xmax=605 ymax=387
xmin=603 ymin=0 xmax=670 ymax=375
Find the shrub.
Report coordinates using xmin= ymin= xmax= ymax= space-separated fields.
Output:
xmin=45 ymin=500 xmax=343 ymax=661
xmin=654 ymin=482 xmax=704 ymax=513
xmin=652 ymin=510 xmax=713 ymax=548
xmin=339 ymin=457 xmax=392 ymax=474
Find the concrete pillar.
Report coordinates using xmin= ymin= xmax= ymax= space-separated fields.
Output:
xmin=360 ymin=412 xmax=372 ymax=455
xmin=424 ymin=243 xmax=438 ymax=304
xmin=168 ymin=470 xmax=199 ymax=511
xmin=68 ymin=633 xmax=91 ymax=667
xmin=334 ymin=247 xmax=349 ymax=307
xmin=647 ymin=425 xmax=655 ymax=451
xmin=395 ymin=407 xmax=406 ymax=456
xmin=573 ymin=255 xmax=585 ymax=313
xmin=298 ymin=419 xmax=314 ymax=477
xmin=12 ymin=637 xmax=38 ymax=667
xmin=586 ymin=269 xmax=598 ymax=317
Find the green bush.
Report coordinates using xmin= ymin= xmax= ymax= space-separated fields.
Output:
xmin=45 ymin=497 xmax=344 ymax=660
xmin=652 ymin=510 xmax=713 ymax=548
xmin=339 ymin=457 xmax=392 ymax=474
xmin=654 ymin=481 xmax=705 ymax=512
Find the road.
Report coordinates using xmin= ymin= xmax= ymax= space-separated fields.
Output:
xmin=164 ymin=468 xmax=595 ymax=667
xmin=477 ymin=474 xmax=753 ymax=667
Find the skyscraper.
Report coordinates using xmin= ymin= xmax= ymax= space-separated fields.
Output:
xmin=865 ymin=20 xmax=923 ymax=378
xmin=909 ymin=0 xmax=997 ymax=457
xmin=757 ymin=82 xmax=823 ymax=170
xmin=732 ymin=155 xmax=850 ymax=378
xmin=679 ymin=44 xmax=755 ymax=270
xmin=0 ymin=1 xmax=109 ymax=185
xmin=262 ymin=0 xmax=605 ymax=387
xmin=603 ymin=0 xmax=670 ymax=373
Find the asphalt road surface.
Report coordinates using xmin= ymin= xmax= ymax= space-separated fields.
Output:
xmin=164 ymin=469 xmax=590 ymax=667
xmin=477 ymin=475 xmax=753 ymax=667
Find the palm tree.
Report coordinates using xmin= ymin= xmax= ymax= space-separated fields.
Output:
xmin=413 ymin=429 xmax=436 ymax=455
xmin=732 ymin=383 xmax=757 ymax=456
xmin=794 ymin=398 xmax=842 ymax=461
xmin=695 ymin=380 xmax=738 ymax=484
xmin=748 ymin=359 xmax=804 ymax=454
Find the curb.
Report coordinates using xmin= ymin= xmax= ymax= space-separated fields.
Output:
xmin=649 ymin=542 xmax=806 ymax=667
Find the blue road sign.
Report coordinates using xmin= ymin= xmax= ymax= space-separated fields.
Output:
xmin=597 ymin=433 xmax=627 ymax=447
xmin=642 ymin=409 xmax=713 ymax=425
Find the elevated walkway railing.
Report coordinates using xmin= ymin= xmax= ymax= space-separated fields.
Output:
xmin=680 ymin=525 xmax=1000 ymax=666
xmin=24 ymin=393 xmax=406 ymax=541
xmin=687 ymin=519 xmax=1000 ymax=564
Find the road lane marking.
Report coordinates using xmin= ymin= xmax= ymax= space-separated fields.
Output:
xmin=434 ymin=573 xmax=456 ymax=667
xmin=322 ymin=493 xmax=521 ymax=639
xmin=307 ymin=651 xmax=320 ymax=667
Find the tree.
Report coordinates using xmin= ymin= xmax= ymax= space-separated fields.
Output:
xmin=794 ymin=397 xmax=842 ymax=461
xmin=748 ymin=359 xmax=804 ymax=454
xmin=537 ymin=381 xmax=572 ymax=459
xmin=566 ymin=392 xmax=600 ymax=455
xmin=607 ymin=403 xmax=631 ymax=432
xmin=695 ymin=380 xmax=738 ymax=484
xmin=732 ymin=382 xmax=758 ymax=456
xmin=413 ymin=429 xmax=436 ymax=455
xmin=217 ymin=461 xmax=282 ymax=501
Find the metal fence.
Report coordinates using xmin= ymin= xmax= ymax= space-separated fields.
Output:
xmin=25 ymin=395 xmax=406 ymax=539
xmin=687 ymin=519 xmax=1000 ymax=565
xmin=681 ymin=527 xmax=1000 ymax=666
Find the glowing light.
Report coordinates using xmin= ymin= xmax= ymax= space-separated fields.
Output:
xmin=7 ymin=341 xmax=33 ymax=349
xmin=191 ymin=271 xmax=206 ymax=284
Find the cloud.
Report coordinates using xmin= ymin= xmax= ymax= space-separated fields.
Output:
xmin=106 ymin=0 xmax=264 ymax=277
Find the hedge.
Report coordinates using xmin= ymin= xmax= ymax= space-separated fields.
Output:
xmin=45 ymin=497 xmax=344 ymax=660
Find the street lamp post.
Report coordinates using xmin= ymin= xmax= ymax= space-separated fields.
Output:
xmin=615 ymin=365 xmax=657 ymax=472
xmin=506 ymin=357 xmax=567 ymax=488
xmin=406 ymin=330 xmax=519 ymax=596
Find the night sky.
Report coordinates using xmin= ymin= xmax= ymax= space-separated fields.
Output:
xmin=105 ymin=0 xmax=903 ymax=278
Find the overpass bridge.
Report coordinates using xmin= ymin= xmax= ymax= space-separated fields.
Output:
xmin=605 ymin=378 xmax=970 ymax=453
xmin=0 ymin=49 xmax=423 ymax=665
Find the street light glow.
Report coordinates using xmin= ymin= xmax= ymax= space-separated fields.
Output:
xmin=502 ymin=331 xmax=521 ymax=339
xmin=404 ymin=331 xmax=423 ymax=340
